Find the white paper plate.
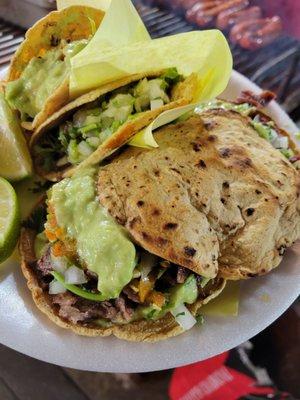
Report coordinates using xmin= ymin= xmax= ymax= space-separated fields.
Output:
xmin=0 ymin=69 xmax=299 ymax=373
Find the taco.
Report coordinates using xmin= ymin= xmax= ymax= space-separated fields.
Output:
xmin=20 ymin=191 xmax=225 ymax=342
xmin=5 ymin=6 xmax=104 ymax=131
xmin=30 ymin=68 xmax=197 ymax=181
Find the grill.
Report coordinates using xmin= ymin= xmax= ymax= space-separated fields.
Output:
xmin=134 ymin=2 xmax=300 ymax=121
xmin=0 ymin=3 xmax=299 ymax=120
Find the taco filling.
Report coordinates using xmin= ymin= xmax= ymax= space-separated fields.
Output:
xmin=33 ymin=68 xmax=183 ymax=173
xmin=5 ymin=39 xmax=89 ymax=122
xmin=25 ymin=167 xmax=221 ymax=328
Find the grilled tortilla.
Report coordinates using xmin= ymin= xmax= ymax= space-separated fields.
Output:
xmin=30 ymin=70 xmax=197 ymax=181
xmin=98 ymin=111 xmax=300 ymax=279
xmin=5 ymin=6 xmax=104 ymax=131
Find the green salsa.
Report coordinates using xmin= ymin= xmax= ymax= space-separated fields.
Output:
xmin=5 ymin=39 xmax=88 ymax=121
xmin=48 ymin=167 xmax=136 ymax=300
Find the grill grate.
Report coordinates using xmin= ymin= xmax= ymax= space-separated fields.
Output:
xmin=135 ymin=2 xmax=300 ymax=119
xmin=0 ymin=19 xmax=23 ymax=67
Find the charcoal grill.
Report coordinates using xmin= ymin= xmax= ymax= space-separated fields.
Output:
xmin=0 ymin=2 xmax=299 ymax=120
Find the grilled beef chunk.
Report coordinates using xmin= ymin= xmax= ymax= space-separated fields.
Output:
xmin=37 ymin=247 xmax=52 ymax=277
xmin=115 ymin=297 xmax=134 ymax=321
xmin=123 ymin=286 xmax=140 ymax=303
xmin=237 ymin=90 xmax=275 ymax=108
xmin=52 ymin=292 xmax=118 ymax=324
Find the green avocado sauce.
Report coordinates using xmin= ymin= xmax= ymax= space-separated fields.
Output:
xmin=49 ymin=167 xmax=136 ymax=300
xmin=5 ymin=39 xmax=88 ymax=121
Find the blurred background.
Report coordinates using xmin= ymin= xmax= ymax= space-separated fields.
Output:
xmin=0 ymin=0 xmax=299 ymax=398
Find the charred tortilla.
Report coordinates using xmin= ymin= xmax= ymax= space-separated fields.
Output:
xmin=98 ymin=111 xmax=300 ymax=279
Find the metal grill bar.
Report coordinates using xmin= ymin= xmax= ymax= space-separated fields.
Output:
xmin=135 ymin=2 xmax=300 ymax=117
xmin=0 ymin=18 xmax=23 ymax=68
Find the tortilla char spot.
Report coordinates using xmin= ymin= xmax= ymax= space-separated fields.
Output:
xmin=219 ymin=148 xmax=232 ymax=158
xmin=255 ymin=189 xmax=262 ymax=195
xmin=223 ymin=181 xmax=230 ymax=189
xmin=221 ymin=198 xmax=226 ymax=204
xmin=234 ymin=157 xmax=253 ymax=168
xmin=137 ymin=200 xmax=144 ymax=207
xmin=208 ymin=135 xmax=217 ymax=142
xmin=170 ymin=168 xmax=181 ymax=175
xmin=184 ymin=246 xmax=196 ymax=257
xmin=204 ymin=122 xmax=217 ymax=130
xmin=153 ymin=169 xmax=160 ymax=177
xmin=246 ymin=208 xmax=255 ymax=216
xmin=156 ymin=237 xmax=168 ymax=247
xmin=163 ymin=223 xmax=178 ymax=230
xmin=196 ymin=160 xmax=207 ymax=169
xmin=50 ymin=35 xmax=59 ymax=46
xmin=192 ymin=142 xmax=201 ymax=152
xmin=151 ymin=208 xmax=161 ymax=216
xmin=142 ymin=232 xmax=151 ymax=241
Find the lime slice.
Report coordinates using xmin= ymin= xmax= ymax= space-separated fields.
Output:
xmin=0 ymin=92 xmax=32 ymax=181
xmin=0 ymin=177 xmax=20 ymax=264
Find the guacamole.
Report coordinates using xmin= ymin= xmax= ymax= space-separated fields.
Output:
xmin=48 ymin=167 xmax=136 ymax=300
xmin=5 ymin=39 xmax=88 ymax=121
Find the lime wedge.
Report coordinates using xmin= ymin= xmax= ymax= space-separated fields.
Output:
xmin=0 ymin=177 xmax=20 ymax=264
xmin=0 ymin=92 xmax=32 ymax=181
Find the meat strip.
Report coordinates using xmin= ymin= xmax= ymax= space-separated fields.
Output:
xmin=52 ymin=293 xmax=118 ymax=324
xmin=115 ymin=297 xmax=134 ymax=322
xmin=236 ymin=90 xmax=276 ymax=108
xmin=36 ymin=247 xmax=52 ymax=277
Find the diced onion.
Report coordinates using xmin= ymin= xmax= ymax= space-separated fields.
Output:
xmin=51 ymin=255 xmax=68 ymax=274
xmin=269 ymin=129 xmax=278 ymax=142
xmin=49 ymin=280 xmax=66 ymax=295
xmin=150 ymin=99 xmax=164 ymax=110
xmin=171 ymin=304 xmax=197 ymax=331
xmin=78 ymin=141 xmax=94 ymax=157
xmin=274 ymin=136 xmax=289 ymax=149
xmin=139 ymin=252 xmax=157 ymax=279
xmin=64 ymin=265 xmax=88 ymax=285
xmin=87 ymin=136 xmax=100 ymax=148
